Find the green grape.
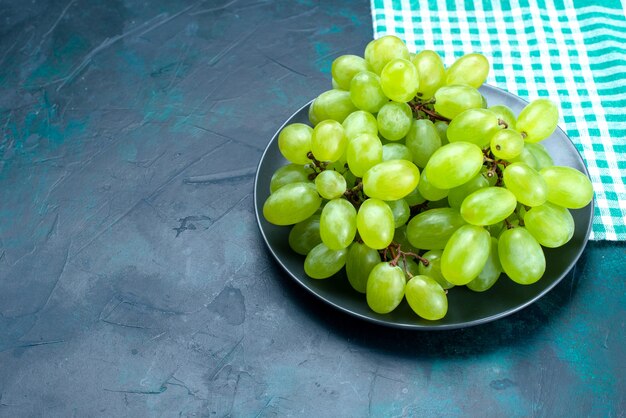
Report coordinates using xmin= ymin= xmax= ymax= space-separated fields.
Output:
xmin=418 ymin=250 xmax=454 ymax=289
xmin=447 ymin=173 xmax=488 ymax=208
xmin=406 ymin=207 xmax=466 ymax=250
xmin=490 ymin=129 xmax=524 ymax=160
xmin=364 ymin=39 xmax=375 ymax=62
xmin=509 ymin=145 xmax=539 ymax=169
xmin=309 ymin=100 xmax=320 ymax=126
xmin=403 ymin=185 xmax=426 ymax=206
xmin=447 ymin=108 xmax=501 ymax=148
xmin=346 ymin=133 xmax=383 ymax=177
xmin=288 ymin=214 xmax=322 ymax=255
xmin=270 ymin=163 xmax=314 ymax=193
xmin=524 ymin=202 xmax=574 ymax=248
xmin=304 ymin=242 xmax=348 ymax=279
xmin=516 ymin=99 xmax=559 ymax=143
xmin=503 ymin=162 xmax=548 ymax=207
xmin=460 ymin=187 xmax=517 ymax=226
xmin=357 ymin=198 xmax=395 ymax=249
xmin=441 ymin=225 xmax=491 ymax=285
xmin=393 ymin=225 xmax=421 ymax=254
xmin=342 ymin=110 xmax=378 ymax=140
xmin=525 ymin=142 xmax=554 ymax=170
xmin=481 ymin=95 xmax=488 ymax=108
xmin=405 ymin=275 xmax=448 ymax=320
xmin=418 ymin=170 xmax=449 ymax=201
xmin=386 ymin=199 xmax=410 ymax=228
xmin=346 ymin=242 xmax=380 ymax=293
xmin=363 ymin=159 xmax=420 ymax=201
xmin=331 ymin=78 xmax=341 ymax=90
xmin=377 ymin=101 xmax=413 ymax=141
xmin=489 ymin=104 xmax=517 ymax=130
xmin=423 ymin=142 xmax=484 ymax=189
xmin=411 ymin=50 xmax=445 ymax=100
xmin=434 ymin=120 xmax=449 ymax=145
xmin=405 ymin=119 xmax=442 ymax=168
xmin=446 ymin=53 xmax=489 ymax=89
xmin=382 ymin=143 xmax=413 ymax=162
xmin=349 ymin=71 xmax=389 ymax=113
xmin=498 ymin=227 xmax=545 ymax=284
xmin=380 ymin=58 xmax=419 ymax=103
xmin=540 ymin=166 xmax=594 ymax=209
xmin=277 ymin=123 xmax=313 ymax=165
xmin=366 ymin=262 xmax=406 ymax=314
xmin=320 ymin=198 xmax=357 ymax=250
xmin=312 ymin=89 xmax=357 ymax=123
xmin=467 ymin=237 xmax=502 ymax=292
xmin=487 ymin=221 xmax=505 ymax=238
xmin=331 ymin=55 xmax=371 ymax=90
xmin=434 ymin=85 xmax=483 ymax=119
xmin=315 ymin=170 xmax=347 ymax=199
xmin=263 ymin=182 xmax=322 ymax=225
xmin=311 ymin=120 xmax=347 ymax=162
xmin=365 ymin=35 xmax=410 ymax=74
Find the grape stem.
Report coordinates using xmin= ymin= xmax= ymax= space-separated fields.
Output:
xmin=343 ymin=180 xmax=364 ymax=208
xmin=385 ymin=242 xmax=430 ymax=267
xmin=409 ymin=100 xmax=451 ymax=123
xmin=497 ymin=118 xmax=508 ymax=129
xmin=306 ymin=151 xmax=327 ymax=178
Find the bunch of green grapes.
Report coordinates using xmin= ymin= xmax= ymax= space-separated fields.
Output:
xmin=262 ymin=35 xmax=593 ymax=321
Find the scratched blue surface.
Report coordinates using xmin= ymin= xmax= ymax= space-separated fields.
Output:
xmin=0 ymin=0 xmax=624 ymax=416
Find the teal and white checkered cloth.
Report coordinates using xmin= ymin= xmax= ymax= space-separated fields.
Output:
xmin=370 ymin=0 xmax=626 ymax=240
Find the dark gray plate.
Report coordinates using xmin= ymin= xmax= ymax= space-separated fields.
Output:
xmin=254 ymin=84 xmax=593 ymax=330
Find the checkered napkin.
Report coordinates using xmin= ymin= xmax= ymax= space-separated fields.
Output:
xmin=370 ymin=0 xmax=626 ymax=240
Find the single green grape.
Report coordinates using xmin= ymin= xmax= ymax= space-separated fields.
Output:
xmin=349 ymin=71 xmax=389 ymax=114
xmin=363 ymin=159 xmax=420 ymax=201
xmin=288 ymin=214 xmax=322 ymax=255
xmin=525 ymin=142 xmax=554 ymax=170
xmin=509 ymin=145 xmax=539 ymax=169
xmin=406 ymin=207 xmax=466 ymax=250
xmin=446 ymin=53 xmax=489 ymax=88
xmin=357 ymin=198 xmax=395 ymax=250
xmin=405 ymin=119 xmax=441 ymax=168
xmin=490 ymin=129 xmax=524 ymax=160
xmin=405 ymin=275 xmax=448 ymax=320
xmin=346 ymin=133 xmax=383 ymax=177
xmin=503 ymin=162 xmax=548 ymax=207
xmin=342 ymin=110 xmax=378 ymax=140
xmin=516 ymin=99 xmax=559 ymax=143
xmin=441 ymin=225 xmax=491 ymax=285
xmin=434 ymin=85 xmax=483 ymax=119
xmin=314 ymin=170 xmax=347 ymax=199
xmin=263 ymin=182 xmax=321 ymax=225
xmin=434 ymin=121 xmax=449 ymax=145
xmin=304 ymin=242 xmax=348 ymax=279
xmin=540 ymin=166 xmax=594 ymax=209
xmin=331 ymin=55 xmax=371 ymax=90
xmin=498 ymin=227 xmax=545 ymax=285
xmin=312 ymin=89 xmax=357 ymax=123
xmin=524 ymin=202 xmax=575 ymax=248
xmin=277 ymin=123 xmax=313 ymax=165
xmin=346 ymin=242 xmax=380 ymax=293
xmin=411 ymin=50 xmax=445 ymax=100
xmin=320 ymin=198 xmax=357 ymax=250
xmin=377 ymin=101 xmax=413 ymax=141
xmin=366 ymin=262 xmax=406 ymax=314
xmin=446 ymin=108 xmax=501 ymax=148
xmin=423 ymin=142 xmax=484 ymax=189
xmin=311 ymin=119 xmax=347 ymax=162
xmin=380 ymin=58 xmax=419 ymax=103
xmin=382 ymin=143 xmax=413 ymax=162
xmin=460 ymin=187 xmax=517 ymax=226
xmin=386 ymin=199 xmax=410 ymax=228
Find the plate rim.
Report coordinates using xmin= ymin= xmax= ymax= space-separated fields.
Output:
xmin=254 ymin=84 xmax=594 ymax=330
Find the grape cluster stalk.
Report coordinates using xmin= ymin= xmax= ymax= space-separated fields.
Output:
xmin=263 ymin=35 xmax=594 ymax=321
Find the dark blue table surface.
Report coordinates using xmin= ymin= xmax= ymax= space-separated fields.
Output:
xmin=0 ymin=0 xmax=624 ymax=416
